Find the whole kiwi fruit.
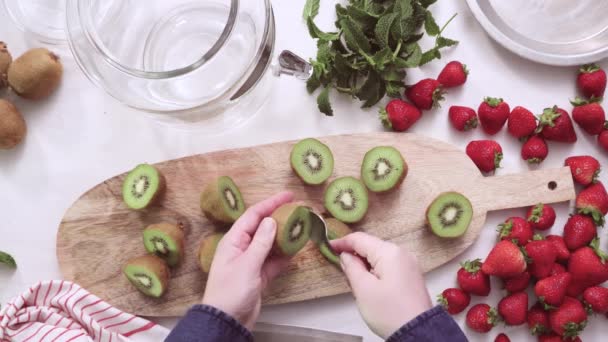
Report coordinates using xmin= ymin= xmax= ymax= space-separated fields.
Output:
xmin=8 ymin=48 xmax=63 ymax=100
xmin=0 ymin=100 xmax=26 ymax=149
xmin=0 ymin=42 xmax=11 ymax=89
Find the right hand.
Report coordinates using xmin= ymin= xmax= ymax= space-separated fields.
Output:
xmin=330 ymin=232 xmax=432 ymax=339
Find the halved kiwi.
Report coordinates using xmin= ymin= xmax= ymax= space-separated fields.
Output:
xmin=198 ymin=233 xmax=224 ymax=274
xmin=123 ymin=255 xmax=170 ymax=298
xmin=320 ymin=218 xmax=352 ymax=265
xmin=143 ymin=223 xmax=185 ymax=267
xmin=426 ymin=192 xmax=473 ymax=239
xmin=271 ymin=204 xmax=312 ymax=256
xmin=200 ymin=176 xmax=245 ymax=224
xmin=324 ymin=177 xmax=369 ymax=223
xmin=361 ymin=146 xmax=408 ymax=192
xmin=122 ymin=164 xmax=165 ymax=210
xmin=290 ymin=138 xmax=334 ymax=185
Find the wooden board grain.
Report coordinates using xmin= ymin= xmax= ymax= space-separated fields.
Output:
xmin=57 ymin=133 xmax=576 ymax=316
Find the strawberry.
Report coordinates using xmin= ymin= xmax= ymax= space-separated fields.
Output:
xmin=583 ymin=286 xmax=608 ymax=314
xmin=578 ymin=63 xmax=606 ymax=99
xmin=539 ymin=334 xmax=581 ymax=342
xmin=546 ymin=235 xmax=570 ymax=262
xmin=438 ymin=61 xmax=468 ymax=88
xmin=527 ymin=203 xmax=557 ymax=231
xmin=549 ymin=296 xmax=587 ymax=338
xmin=466 ymin=140 xmax=503 ymax=173
xmin=571 ymin=97 xmax=606 ymax=135
xmin=466 ymin=303 xmax=499 ymax=333
xmin=599 ymin=128 xmax=608 ymax=152
xmin=497 ymin=217 xmax=533 ymax=246
xmin=478 ymin=97 xmax=510 ymax=135
xmin=508 ymin=106 xmax=537 ymax=139
xmin=526 ymin=235 xmax=558 ymax=279
xmin=536 ymin=106 xmax=577 ymax=143
xmin=494 ymin=333 xmax=510 ymax=342
xmin=576 ymin=182 xmax=608 ymax=226
xmin=504 ymin=271 xmax=531 ymax=293
xmin=379 ymin=99 xmax=422 ymax=132
xmin=406 ymin=78 xmax=444 ymax=110
xmin=565 ymin=156 xmax=601 ymax=186
xmin=521 ymin=135 xmax=549 ymax=164
xmin=563 ymin=214 xmax=597 ymax=251
xmin=482 ymin=240 xmax=527 ymax=278
xmin=535 ymin=272 xmax=571 ymax=308
xmin=449 ymin=106 xmax=478 ymax=131
xmin=437 ymin=288 xmax=470 ymax=314
xmin=498 ymin=291 xmax=528 ymax=326
xmin=567 ymin=238 xmax=608 ymax=295
xmin=457 ymin=259 xmax=491 ymax=296
xmin=528 ymin=302 xmax=550 ymax=336
xmin=550 ymin=262 xmax=567 ymax=276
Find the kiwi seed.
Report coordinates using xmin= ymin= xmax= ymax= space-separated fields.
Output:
xmin=290 ymin=138 xmax=334 ymax=185
xmin=324 ymin=177 xmax=369 ymax=223
xmin=122 ymin=164 xmax=165 ymax=210
xmin=8 ymin=48 xmax=63 ymax=100
xmin=361 ymin=146 xmax=408 ymax=192
xmin=426 ymin=192 xmax=473 ymax=239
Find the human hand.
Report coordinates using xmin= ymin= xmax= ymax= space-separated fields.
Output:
xmin=202 ymin=191 xmax=294 ymax=330
xmin=331 ymin=232 xmax=432 ymax=339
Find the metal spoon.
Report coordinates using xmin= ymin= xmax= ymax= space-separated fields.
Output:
xmin=308 ymin=210 xmax=341 ymax=266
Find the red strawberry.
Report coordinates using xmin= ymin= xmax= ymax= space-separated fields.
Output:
xmin=437 ymin=288 xmax=470 ymax=314
xmin=528 ymin=302 xmax=550 ymax=336
xmin=478 ymin=97 xmax=510 ymax=135
xmin=527 ymin=203 xmax=557 ymax=231
xmin=466 ymin=303 xmax=499 ymax=333
xmin=565 ymin=156 xmax=601 ymax=186
xmin=497 ymin=217 xmax=533 ymax=246
xmin=504 ymin=271 xmax=531 ymax=293
xmin=536 ymin=106 xmax=577 ymax=143
xmin=539 ymin=334 xmax=581 ymax=342
xmin=583 ymin=286 xmax=608 ymax=313
xmin=438 ymin=61 xmax=468 ymax=88
xmin=578 ymin=63 xmax=606 ymax=99
xmin=482 ymin=240 xmax=527 ymax=278
xmin=571 ymin=97 xmax=606 ymax=135
xmin=466 ymin=140 xmax=503 ymax=173
xmin=521 ymin=135 xmax=549 ymax=164
xmin=563 ymin=214 xmax=597 ymax=251
xmin=379 ymin=99 xmax=422 ymax=132
xmin=550 ymin=262 xmax=567 ymax=276
xmin=494 ymin=333 xmax=510 ymax=342
xmin=526 ymin=235 xmax=558 ymax=279
xmin=576 ymin=182 xmax=608 ymax=226
xmin=549 ymin=297 xmax=587 ymax=338
xmin=457 ymin=259 xmax=491 ymax=296
xmin=508 ymin=106 xmax=537 ymax=139
xmin=535 ymin=272 xmax=571 ymax=308
xmin=546 ymin=235 xmax=570 ymax=262
xmin=449 ymin=106 xmax=478 ymax=131
xmin=599 ymin=128 xmax=608 ymax=152
xmin=406 ymin=78 xmax=444 ymax=110
xmin=498 ymin=291 xmax=528 ymax=326
xmin=567 ymin=238 xmax=608 ymax=295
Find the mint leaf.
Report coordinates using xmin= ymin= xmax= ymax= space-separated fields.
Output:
xmin=302 ymin=0 xmax=320 ymax=20
xmin=306 ymin=73 xmax=321 ymax=93
xmin=375 ymin=12 xmax=399 ymax=48
xmin=394 ymin=0 xmax=414 ymax=18
xmin=307 ymin=17 xmax=341 ymax=41
xmin=437 ymin=36 xmax=459 ymax=48
xmin=424 ymin=10 xmax=440 ymax=36
xmin=317 ymin=87 xmax=334 ymax=116
xmin=340 ymin=17 xmax=371 ymax=53
xmin=403 ymin=43 xmax=422 ymax=67
xmin=0 ymin=251 xmax=16 ymax=268
xmin=357 ymin=71 xmax=386 ymax=107
xmin=372 ymin=48 xmax=394 ymax=71
xmin=419 ymin=0 xmax=438 ymax=8
xmin=420 ymin=47 xmax=440 ymax=65
xmin=380 ymin=66 xmax=406 ymax=82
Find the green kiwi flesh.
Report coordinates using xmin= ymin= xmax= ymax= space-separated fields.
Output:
xmin=324 ymin=177 xmax=369 ymax=223
xmin=123 ymin=255 xmax=170 ymax=298
xmin=290 ymin=138 xmax=334 ymax=185
xmin=198 ymin=233 xmax=224 ymax=273
xmin=200 ymin=176 xmax=245 ymax=223
xmin=143 ymin=223 xmax=185 ymax=267
xmin=320 ymin=218 xmax=352 ymax=265
xmin=271 ymin=204 xmax=312 ymax=256
xmin=122 ymin=164 xmax=164 ymax=210
xmin=361 ymin=146 xmax=408 ymax=192
xmin=426 ymin=192 xmax=473 ymax=239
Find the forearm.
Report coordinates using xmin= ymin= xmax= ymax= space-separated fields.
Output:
xmin=165 ymin=304 xmax=253 ymax=342
xmin=386 ymin=306 xmax=467 ymax=342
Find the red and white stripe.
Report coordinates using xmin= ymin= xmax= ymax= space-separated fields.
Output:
xmin=0 ymin=281 xmax=168 ymax=342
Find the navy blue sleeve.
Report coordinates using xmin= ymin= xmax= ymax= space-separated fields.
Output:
xmin=165 ymin=304 xmax=253 ymax=342
xmin=386 ymin=306 xmax=468 ymax=342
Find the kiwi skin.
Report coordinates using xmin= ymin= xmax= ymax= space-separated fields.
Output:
xmin=123 ymin=255 xmax=170 ymax=297
xmin=0 ymin=42 xmax=12 ymax=89
xmin=143 ymin=222 xmax=185 ymax=267
xmin=271 ymin=203 xmax=310 ymax=257
xmin=0 ymin=100 xmax=26 ymax=149
xmin=320 ymin=218 xmax=352 ymax=265
xmin=8 ymin=48 xmax=63 ymax=100
xmin=198 ymin=233 xmax=224 ymax=274
xmin=200 ymin=178 xmax=243 ymax=224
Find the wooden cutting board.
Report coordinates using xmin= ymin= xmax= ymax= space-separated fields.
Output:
xmin=57 ymin=133 xmax=575 ymax=317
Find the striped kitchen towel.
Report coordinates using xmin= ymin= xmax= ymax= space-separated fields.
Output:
xmin=0 ymin=281 xmax=170 ymax=341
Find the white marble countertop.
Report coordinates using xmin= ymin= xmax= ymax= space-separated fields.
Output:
xmin=1 ymin=1 xmax=607 ymax=341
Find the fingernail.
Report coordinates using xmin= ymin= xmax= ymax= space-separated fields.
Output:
xmin=259 ymin=217 xmax=276 ymax=236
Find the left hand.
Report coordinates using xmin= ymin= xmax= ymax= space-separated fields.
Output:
xmin=202 ymin=191 xmax=294 ymax=330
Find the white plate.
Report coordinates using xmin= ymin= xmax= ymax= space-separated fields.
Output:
xmin=466 ymin=0 xmax=608 ymax=66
